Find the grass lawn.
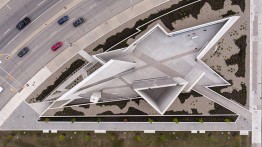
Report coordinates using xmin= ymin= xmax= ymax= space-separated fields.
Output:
xmin=0 ymin=131 xmax=250 ymax=147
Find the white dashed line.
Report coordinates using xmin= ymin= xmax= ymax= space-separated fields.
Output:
xmin=38 ymin=0 xmax=46 ymax=6
xmin=3 ymin=29 xmax=10 ymax=35
xmin=89 ymin=4 xmax=96 ymax=9
xmin=6 ymin=4 xmax=11 ymax=9
xmin=20 ymin=14 xmax=28 ymax=20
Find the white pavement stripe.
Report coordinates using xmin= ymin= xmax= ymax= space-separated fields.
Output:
xmin=89 ymin=4 xmax=96 ymax=9
xmin=38 ymin=0 xmax=46 ymax=6
xmin=1 ymin=0 xmax=63 ymax=53
xmin=20 ymin=14 xmax=28 ymax=20
xmin=3 ymin=29 xmax=10 ymax=35
xmin=6 ymin=4 xmax=11 ymax=9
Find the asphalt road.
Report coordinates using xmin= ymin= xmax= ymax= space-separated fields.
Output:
xmin=0 ymin=0 xmax=141 ymax=109
xmin=0 ymin=0 xmax=61 ymax=50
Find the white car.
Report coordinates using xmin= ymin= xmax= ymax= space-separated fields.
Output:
xmin=0 ymin=87 xmax=3 ymax=93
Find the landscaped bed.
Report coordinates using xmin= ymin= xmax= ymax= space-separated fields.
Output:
xmin=35 ymin=59 xmax=86 ymax=102
xmin=39 ymin=115 xmax=238 ymax=123
xmin=52 ymin=97 xmax=235 ymax=116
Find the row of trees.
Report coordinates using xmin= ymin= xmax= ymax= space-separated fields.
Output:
xmin=44 ymin=117 xmax=232 ymax=124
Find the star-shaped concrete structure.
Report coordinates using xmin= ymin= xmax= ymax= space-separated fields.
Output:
xmin=42 ymin=16 xmax=246 ymax=115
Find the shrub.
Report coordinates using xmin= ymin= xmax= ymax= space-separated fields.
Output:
xmin=148 ymin=118 xmax=154 ymax=124
xmin=84 ymin=135 xmax=91 ymax=142
xmin=224 ymin=118 xmax=231 ymax=124
xmin=58 ymin=134 xmax=65 ymax=141
xmin=134 ymin=134 xmax=141 ymax=142
xmin=44 ymin=118 xmax=49 ymax=123
xmin=71 ymin=118 xmax=76 ymax=123
xmin=209 ymin=135 xmax=218 ymax=143
xmin=198 ymin=118 xmax=204 ymax=123
xmin=159 ymin=134 xmax=167 ymax=142
xmin=173 ymin=118 xmax=179 ymax=124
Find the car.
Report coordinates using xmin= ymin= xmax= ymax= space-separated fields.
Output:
xmin=58 ymin=16 xmax=69 ymax=25
xmin=0 ymin=87 xmax=3 ymax=93
xmin=51 ymin=42 xmax=63 ymax=51
xmin=73 ymin=17 xmax=85 ymax=27
xmin=16 ymin=17 xmax=31 ymax=30
xmin=17 ymin=47 xmax=29 ymax=57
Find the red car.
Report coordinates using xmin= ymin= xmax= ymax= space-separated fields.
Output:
xmin=51 ymin=42 xmax=63 ymax=51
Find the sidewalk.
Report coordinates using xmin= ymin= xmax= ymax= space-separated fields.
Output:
xmin=0 ymin=0 xmax=10 ymax=10
xmin=251 ymin=0 xmax=262 ymax=146
xmin=0 ymin=0 xmax=172 ymax=127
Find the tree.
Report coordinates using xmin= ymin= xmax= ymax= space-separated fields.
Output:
xmin=123 ymin=118 xmax=128 ymax=122
xmin=97 ymin=118 xmax=101 ymax=123
xmin=209 ymin=135 xmax=218 ymax=143
xmin=71 ymin=118 xmax=76 ymax=123
xmin=224 ymin=118 xmax=231 ymax=124
xmin=134 ymin=134 xmax=141 ymax=142
xmin=159 ymin=134 xmax=167 ymax=142
xmin=173 ymin=118 xmax=179 ymax=124
xmin=58 ymin=134 xmax=65 ymax=142
xmin=44 ymin=118 xmax=49 ymax=123
xmin=198 ymin=118 xmax=204 ymax=124
xmin=6 ymin=134 xmax=14 ymax=141
xmin=148 ymin=118 xmax=154 ymax=124
xmin=84 ymin=134 xmax=91 ymax=142
xmin=108 ymin=133 xmax=116 ymax=141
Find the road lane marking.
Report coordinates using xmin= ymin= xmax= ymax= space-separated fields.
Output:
xmin=89 ymin=4 xmax=96 ymax=9
xmin=3 ymin=29 xmax=10 ymax=35
xmin=6 ymin=4 xmax=11 ymax=9
xmin=20 ymin=14 xmax=28 ymax=20
xmin=38 ymin=0 xmax=46 ymax=6
xmin=50 ymin=30 xmax=58 ymax=37
xmin=2 ymin=0 xmax=64 ymax=52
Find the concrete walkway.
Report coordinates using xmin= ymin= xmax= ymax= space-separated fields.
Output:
xmin=193 ymin=86 xmax=252 ymax=121
xmin=251 ymin=0 xmax=262 ymax=146
xmin=0 ymin=0 xmax=173 ymax=127
xmin=0 ymin=101 xmax=251 ymax=131
xmin=0 ymin=0 xmax=10 ymax=10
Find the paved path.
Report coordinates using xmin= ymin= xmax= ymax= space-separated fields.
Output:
xmin=0 ymin=0 xmax=10 ymax=10
xmin=251 ymin=0 xmax=262 ymax=146
xmin=0 ymin=101 xmax=251 ymax=131
xmin=0 ymin=0 xmax=172 ymax=127
xmin=193 ymin=86 xmax=252 ymax=120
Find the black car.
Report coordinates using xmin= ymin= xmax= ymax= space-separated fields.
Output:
xmin=16 ymin=17 xmax=31 ymax=30
xmin=17 ymin=47 xmax=29 ymax=57
xmin=58 ymin=16 xmax=69 ymax=25
xmin=73 ymin=17 xmax=85 ymax=27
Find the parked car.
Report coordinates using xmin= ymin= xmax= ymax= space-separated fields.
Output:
xmin=16 ymin=17 xmax=31 ymax=30
xmin=51 ymin=42 xmax=63 ymax=51
xmin=17 ymin=47 xmax=29 ymax=57
xmin=58 ymin=16 xmax=69 ymax=25
xmin=73 ymin=17 xmax=85 ymax=27
xmin=0 ymin=87 xmax=3 ymax=93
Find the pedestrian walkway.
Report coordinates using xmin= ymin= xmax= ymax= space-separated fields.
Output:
xmin=0 ymin=0 xmax=10 ymax=10
xmin=251 ymin=0 xmax=262 ymax=146
xmin=0 ymin=101 xmax=251 ymax=131
xmin=194 ymin=86 xmax=252 ymax=120
xmin=0 ymin=67 xmax=51 ymax=125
